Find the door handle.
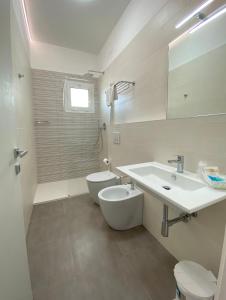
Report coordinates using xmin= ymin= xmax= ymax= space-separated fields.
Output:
xmin=14 ymin=147 xmax=28 ymax=159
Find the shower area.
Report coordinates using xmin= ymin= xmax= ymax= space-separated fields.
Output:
xmin=32 ymin=69 xmax=104 ymax=204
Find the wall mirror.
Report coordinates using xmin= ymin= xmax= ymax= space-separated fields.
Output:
xmin=167 ymin=11 xmax=226 ymax=119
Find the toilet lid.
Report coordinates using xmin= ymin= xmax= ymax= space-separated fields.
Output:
xmin=86 ymin=171 xmax=117 ymax=183
xmin=174 ymin=261 xmax=217 ymax=298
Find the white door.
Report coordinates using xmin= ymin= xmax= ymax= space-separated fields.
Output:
xmin=0 ymin=1 xmax=32 ymax=299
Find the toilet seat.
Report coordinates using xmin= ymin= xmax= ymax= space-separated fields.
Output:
xmin=174 ymin=261 xmax=217 ymax=299
xmin=86 ymin=171 xmax=117 ymax=183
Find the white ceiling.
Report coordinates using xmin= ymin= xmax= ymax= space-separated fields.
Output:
xmin=27 ymin=0 xmax=131 ymax=54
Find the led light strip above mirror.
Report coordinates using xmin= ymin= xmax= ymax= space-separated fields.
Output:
xmin=189 ymin=5 xmax=226 ymax=34
xmin=175 ymin=0 xmax=214 ymax=29
xmin=171 ymin=2 xmax=226 ymax=46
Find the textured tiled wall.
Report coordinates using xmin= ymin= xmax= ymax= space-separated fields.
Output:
xmin=32 ymin=69 xmax=100 ymax=183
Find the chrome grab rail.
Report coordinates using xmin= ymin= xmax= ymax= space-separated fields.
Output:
xmin=34 ymin=120 xmax=50 ymax=125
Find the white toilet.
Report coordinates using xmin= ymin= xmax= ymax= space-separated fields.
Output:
xmin=98 ymin=184 xmax=143 ymax=230
xmin=174 ymin=261 xmax=217 ymax=300
xmin=86 ymin=171 xmax=119 ymax=205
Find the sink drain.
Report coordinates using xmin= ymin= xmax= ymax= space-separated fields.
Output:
xmin=162 ymin=186 xmax=171 ymax=190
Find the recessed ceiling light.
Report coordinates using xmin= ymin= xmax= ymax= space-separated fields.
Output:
xmin=175 ymin=0 xmax=214 ymax=29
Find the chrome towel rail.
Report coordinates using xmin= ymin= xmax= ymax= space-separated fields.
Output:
xmin=114 ymin=81 xmax=135 ymax=94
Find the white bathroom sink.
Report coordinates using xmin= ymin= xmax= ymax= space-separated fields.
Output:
xmin=117 ymin=162 xmax=226 ymax=213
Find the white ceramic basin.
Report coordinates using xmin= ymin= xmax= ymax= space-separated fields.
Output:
xmin=130 ymin=165 xmax=204 ymax=191
xmin=117 ymin=162 xmax=226 ymax=213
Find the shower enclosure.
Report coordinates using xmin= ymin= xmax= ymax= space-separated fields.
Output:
xmin=32 ymin=69 xmax=103 ymax=203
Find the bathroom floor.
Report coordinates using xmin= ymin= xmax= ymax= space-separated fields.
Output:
xmin=27 ymin=194 xmax=177 ymax=300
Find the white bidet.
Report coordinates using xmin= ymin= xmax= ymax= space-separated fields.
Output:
xmin=98 ymin=184 xmax=144 ymax=230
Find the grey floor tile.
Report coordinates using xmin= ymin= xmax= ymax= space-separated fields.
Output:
xmin=33 ymin=278 xmax=88 ymax=300
xmin=27 ymin=215 xmax=69 ymax=252
xmin=31 ymin=200 xmax=65 ymax=221
xmin=28 ymin=237 xmax=74 ymax=290
xmin=28 ymin=194 xmax=177 ymax=300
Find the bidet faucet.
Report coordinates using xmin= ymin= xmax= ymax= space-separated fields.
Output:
xmin=129 ymin=179 xmax=135 ymax=190
xmin=168 ymin=155 xmax=184 ymax=173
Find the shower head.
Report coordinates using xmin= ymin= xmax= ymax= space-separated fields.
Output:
xmin=83 ymin=73 xmax=94 ymax=79
xmin=83 ymin=70 xmax=104 ymax=79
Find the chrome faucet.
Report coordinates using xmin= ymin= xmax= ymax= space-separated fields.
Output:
xmin=130 ymin=181 xmax=135 ymax=190
xmin=168 ymin=155 xmax=184 ymax=173
xmin=128 ymin=178 xmax=135 ymax=190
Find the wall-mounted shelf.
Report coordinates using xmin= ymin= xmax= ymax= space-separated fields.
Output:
xmin=34 ymin=120 xmax=50 ymax=126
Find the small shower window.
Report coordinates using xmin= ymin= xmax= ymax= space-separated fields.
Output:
xmin=70 ymin=88 xmax=89 ymax=108
xmin=64 ymin=80 xmax=95 ymax=113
